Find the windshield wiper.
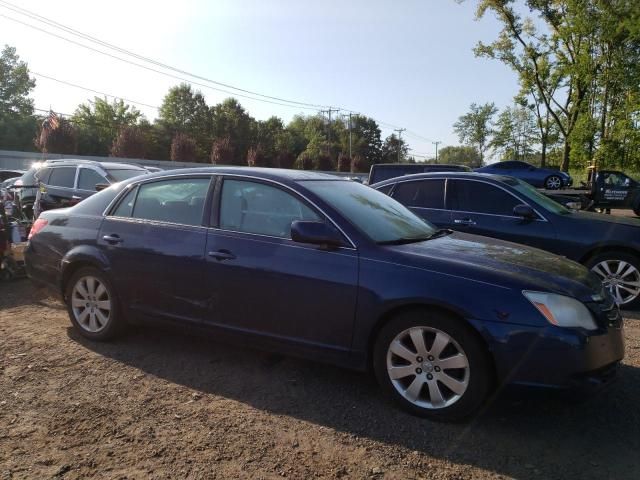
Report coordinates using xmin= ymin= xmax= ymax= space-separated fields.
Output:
xmin=377 ymin=229 xmax=453 ymax=245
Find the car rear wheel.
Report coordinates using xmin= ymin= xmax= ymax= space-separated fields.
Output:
xmin=587 ymin=252 xmax=640 ymax=309
xmin=373 ymin=309 xmax=492 ymax=421
xmin=545 ymin=175 xmax=562 ymax=190
xmin=65 ymin=267 xmax=125 ymax=340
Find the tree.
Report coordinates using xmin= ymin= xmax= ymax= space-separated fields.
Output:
xmin=295 ymin=151 xmax=313 ymax=170
xmin=337 ymin=153 xmax=351 ymax=172
xmin=453 ymin=102 xmax=497 ymax=163
xmin=111 ymin=126 xmax=147 ymax=158
xmin=381 ymin=133 xmax=409 ymax=163
xmin=0 ymin=45 xmax=37 ymax=151
xmin=490 ymin=105 xmax=538 ymax=161
xmin=72 ymin=97 xmax=142 ymax=156
xmin=351 ymin=154 xmax=370 ymax=173
xmin=34 ymin=111 xmax=77 ymax=154
xmin=211 ymin=98 xmax=256 ymax=165
xmin=247 ymin=147 xmax=271 ymax=167
xmin=276 ymin=151 xmax=296 ymax=169
xmin=210 ymin=136 xmax=235 ymax=164
xmin=170 ymin=133 xmax=197 ymax=162
xmin=314 ymin=154 xmax=334 ymax=171
xmin=159 ymin=84 xmax=212 ymax=161
xmin=438 ymin=145 xmax=483 ymax=167
xmin=337 ymin=115 xmax=383 ymax=165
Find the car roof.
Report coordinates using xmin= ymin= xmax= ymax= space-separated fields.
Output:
xmin=371 ymin=171 xmax=516 ymax=187
xmin=36 ymin=159 xmax=147 ymax=170
xmin=135 ymin=166 xmax=346 ymax=182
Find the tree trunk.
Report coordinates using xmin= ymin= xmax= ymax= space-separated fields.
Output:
xmin=540 ymin=138 xmax=547 ymax=167
xmin=561 ymin=140 xmax=570 ymax=172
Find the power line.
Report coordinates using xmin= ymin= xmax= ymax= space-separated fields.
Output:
xmin=0 ymin=1 xmax=440 ymax=143
xmin=0 ymin=13 xmax=321 ymax=112
xmin=32 ymin=72 xmax=160 ymax=111
xmin=0 ymin=0 xmax=329 ymax=110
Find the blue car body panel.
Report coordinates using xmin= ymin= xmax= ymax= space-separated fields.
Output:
xmin=475 ymin=161 xmax=572 ymax=188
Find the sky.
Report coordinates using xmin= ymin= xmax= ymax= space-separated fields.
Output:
xmin=0 ymin=0 xmax=522 ymax=159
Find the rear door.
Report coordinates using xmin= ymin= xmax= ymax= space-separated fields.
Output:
xmin=42 ymin=166 xmax=78 ymax=210
xmin=203 ymin=176 xmax=359 ymax=354
xmin=447 ymin=179 xmax=557 ymax=250
xmin=98 ymin=175 xmax=213 ymax=322
xmin=389 ymin=179 xmax=451 ymax=226
xmin=597 ymin=172 xmax=636 ymax=209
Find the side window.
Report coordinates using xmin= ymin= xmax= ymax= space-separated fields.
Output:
xmin=392 ymin=180 xmax=445 ymax=209
xmin=47 ymin=167 xmax=77 ymax=188
xmin=111 ymin=187 xmax=138 ymax=217
xmin=450 ymin=180 xmax=521 ymax=216
xmin=34 ymin=167 xmax=51 ymax=184
xmin=128 ymin=178 xmax=211 ymax=226
xmin=375 ymin=184 xmax=394 ymax=195
xmin=78 ymin=168 xmax=108 ymax=191
xmin=219 ymin=179 xmax=320 ymax=238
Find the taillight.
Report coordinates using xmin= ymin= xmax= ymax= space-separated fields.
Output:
xmin=28 ymin=218 xmax=48 ymax=240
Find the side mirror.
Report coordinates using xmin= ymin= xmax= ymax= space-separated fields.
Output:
xmin=95 ymin=183 xmax=110 ymax=191
xmin=513 ymin=204 xmax=536 ymax=220
xmin=291 ymin=221 xmax=343 ymax=248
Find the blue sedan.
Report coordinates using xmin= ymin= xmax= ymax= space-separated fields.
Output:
xmin=25 ymin=168 xmax=623 ymax=421
xmin=475 ymin=160 xmax=572 ymax=189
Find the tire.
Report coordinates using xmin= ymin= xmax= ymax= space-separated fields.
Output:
xmin=544 ymin=175 xmax=563 ymax=190
xmin=373 ymin=309 xmax=492 ymax=421
xmin=585 ymin=252 xmax=640 ymax=309
xmin=64 ymin=266 xmax=125 ymax=340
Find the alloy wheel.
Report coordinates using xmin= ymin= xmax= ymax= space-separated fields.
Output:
xmin=591 ymin=260 xmax=640 ymax=305
xmin=386 ymin=326 xmax=470 ymax=409
xmin=546 ymin=176 xmax=562 ymax=189
xmin=71 ymin=275 xmax=112 ymax=333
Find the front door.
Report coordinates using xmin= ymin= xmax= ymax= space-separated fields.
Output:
xmin=98 ymin=176 xmax=213 ymax=322
xmin=597 ymin=172 xmax=637 ymax=209
xmin=203 ymin=177 xmax=359 ymax=354
xmin=445 ymin=179 xmax=557 ymax=252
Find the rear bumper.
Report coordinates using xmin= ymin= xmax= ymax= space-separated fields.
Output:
xmin=472 ymin=318 xmax=625 ymax=390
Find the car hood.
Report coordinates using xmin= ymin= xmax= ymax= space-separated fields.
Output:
xmin=385 ymin=232 xmax=602 ymax=301
xmin=568 ymin=210 xmax=640 ymax=228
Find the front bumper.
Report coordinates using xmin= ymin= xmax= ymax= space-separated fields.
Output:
xmin=472 ymin=318 xmax=624 ymax=390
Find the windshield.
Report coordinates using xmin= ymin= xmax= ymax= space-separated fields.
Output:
xmin=105 ymin=168 xmax=147 ymax=182
xmin=506 ymin=177 xmax=571 ymax=214
xmin=303 ymin=180 xmax=437 ymax=243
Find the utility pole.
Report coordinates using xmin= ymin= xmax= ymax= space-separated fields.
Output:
xmin=321 ymin=108 xmax=340 ymax=155
xmin=432 ymin=141 xmax=441 ymax=162
xmin=394 ymin=128 xmax=406 ymax=163
xmin=341 ymin=113 xmax=353 ymax=159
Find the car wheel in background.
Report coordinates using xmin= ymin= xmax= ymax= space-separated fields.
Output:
xmin=65 ymin=266 xmax=125 ymax=340
xmin=545 ymin=175 xmax=563 ymax=190
xmin=373 ymin=309 xmax=492 ymax=421
xmin=586 ymin=251 xmax=640 ymax=309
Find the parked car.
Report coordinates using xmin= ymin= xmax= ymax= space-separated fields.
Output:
xmin=0 ymin=169 xmax=25 ymax=182
xmin=372 ymin=172 xmax=640 ymax=307
xmin=15 ymin=159 xmax=148 ymax=216
xmin=475 ymin=161 xmax=572 ymax=189
xmin=368 ymin=163 xmax=470 ymax=185
xmin=26 ymin=168 xmax=623 ymax=421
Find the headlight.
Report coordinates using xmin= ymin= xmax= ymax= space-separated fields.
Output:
xmin=523 ymin=291 xmax=598 ymax=330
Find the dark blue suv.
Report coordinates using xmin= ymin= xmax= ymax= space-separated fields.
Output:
xmin=373 ymin=172 xmax=640 ymax=308
xmin=26 ymin=168 xmax=624 ymax=421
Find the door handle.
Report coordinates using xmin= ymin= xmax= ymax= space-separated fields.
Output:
xmin=102 ymin=234 xmax=123 ymax=244
xmin=208 ymin=249 xmax=236 ymax=261
xmin=454 ymin=218 xmax=476 ymax=226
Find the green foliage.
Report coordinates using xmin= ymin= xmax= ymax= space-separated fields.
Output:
xmin=453 ymin=102 xmax=498 ymax=162
xmin=110 ymin=126 xmax=147 ymax=158
xmin=210 ymin=136 xmax=235 ymax=165
xmin=381 ymin=134 xmax=409 ymax=163
xmin=247 ymin=147 xmax=271 ymax=167
xmin=72 ymin=97 xmax=143 ymax=156
xmin=170 ymin=133 xmax=197 ymax=162
xmin=350 ymin=154 xmax=369 ymax=173
xmin=437 ymin=145 xmax=483 ymax=167
xmin=211 ymin=98 xmax=256 ymax=165
xmin=337 ymin=153 xmax=351 ymax=172
xmin=0 ymin=45 xmax=37 ymax=151
xmin=35 ymin=112 xmax=77 ymax=154
xmin=294 ymin=151 xmax=313 ymax=170
xmin=490 ymin=105 xmax=538 ymax=161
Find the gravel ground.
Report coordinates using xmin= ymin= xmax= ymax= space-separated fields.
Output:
xmin=1 ymin=279 xmax=639 ymax=480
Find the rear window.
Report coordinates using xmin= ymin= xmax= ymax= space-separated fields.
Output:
xmin=48 ymin=167 xmax=77 ymax=188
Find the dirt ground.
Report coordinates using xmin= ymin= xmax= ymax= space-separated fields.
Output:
xmin=1 ymin=280 xmax=639 ymax=480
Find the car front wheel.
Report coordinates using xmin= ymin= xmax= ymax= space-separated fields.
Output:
xmin=373 ymin=309 xmax=492 ymax=421
xmin=65 ymin=267 xmax=125 ymax=340
xmin=587 ymin=252 xmax=640 ymax=309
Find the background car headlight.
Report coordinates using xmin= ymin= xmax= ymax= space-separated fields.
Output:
xmin=523 ymin=291 xmax=598 ymax=330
